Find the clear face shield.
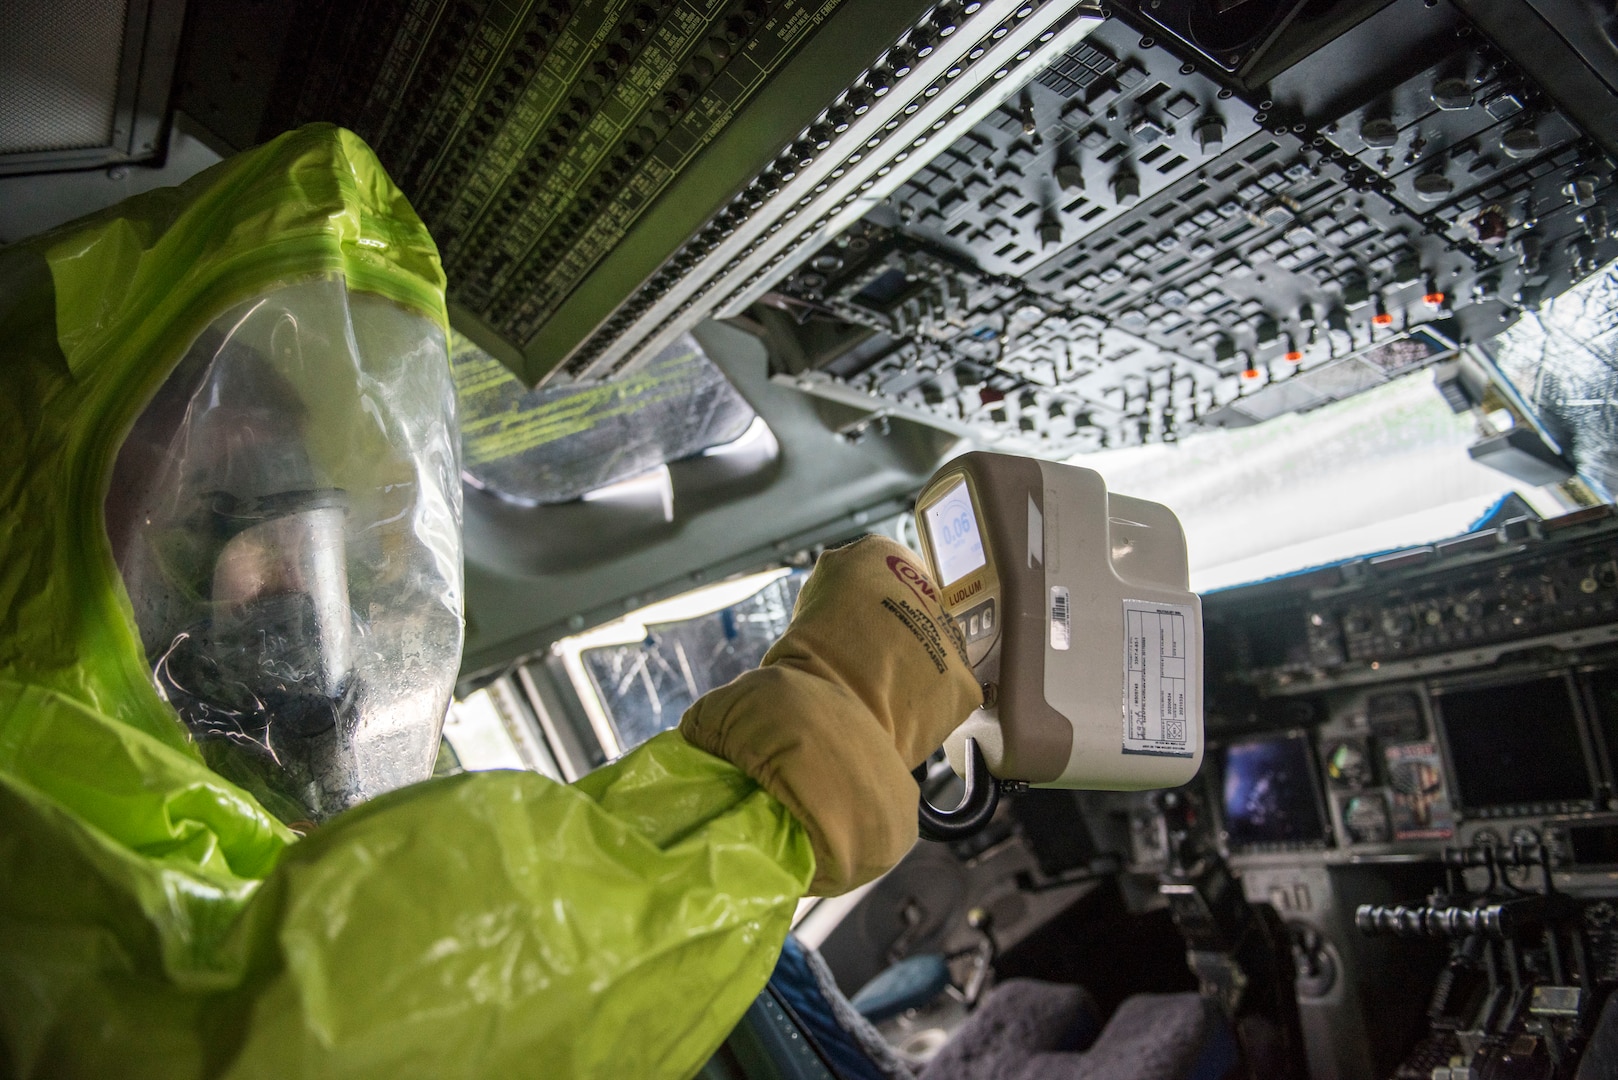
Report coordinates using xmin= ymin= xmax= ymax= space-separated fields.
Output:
xmin=106 ymin=276 xmax=464 ymax=824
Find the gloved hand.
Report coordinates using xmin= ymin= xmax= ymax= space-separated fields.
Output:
xmin=679 ymin=535 xmax=982 ymax=895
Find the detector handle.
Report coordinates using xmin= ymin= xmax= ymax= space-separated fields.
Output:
xmin=915 ymin=737 xmax=1000 ymax=841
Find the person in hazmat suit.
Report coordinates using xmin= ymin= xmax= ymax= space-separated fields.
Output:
xmin=0 ymin=124 xmax=981 ymax=1079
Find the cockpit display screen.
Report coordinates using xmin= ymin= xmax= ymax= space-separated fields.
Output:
xmin=923 ymin=478 xmax=987 ymax=587
xmin=1221 ymin=732 xmax=1327 ymax=848
xmin=1587 ymin=669 xmax=1618 ymax=778
xmin=1437 ymin=677 xmax=1592 ymax=811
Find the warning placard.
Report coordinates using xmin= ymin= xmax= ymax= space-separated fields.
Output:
xmin=1122 ymin=600 xmax=1196 ymax=758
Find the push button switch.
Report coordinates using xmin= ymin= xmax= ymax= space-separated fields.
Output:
xmin=955 ymin=601 xmax=998 ymax=643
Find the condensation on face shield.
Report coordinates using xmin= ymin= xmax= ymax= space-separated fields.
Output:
xmin=105 ymin=275 xmax=464 ymax=824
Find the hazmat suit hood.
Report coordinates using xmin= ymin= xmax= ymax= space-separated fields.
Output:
xmin=0 ymin=123 xmax=462 ymax=825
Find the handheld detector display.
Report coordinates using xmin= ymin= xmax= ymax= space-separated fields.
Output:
xmin=922 ymin=479 xmax=986 ymax=586
xmin=913 ymin=451 xmax=1203 ymax=792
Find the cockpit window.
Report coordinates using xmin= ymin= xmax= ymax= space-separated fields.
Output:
xmin=1074 ymin=368 xmax=1569 ymax=591
xmin=1488 ymin=262 xmax=1618 ymax=501
xmin=452 ymin=330 xmax=759 ymax=505
xmin=554 ymin=570 xmax=806 ymax=754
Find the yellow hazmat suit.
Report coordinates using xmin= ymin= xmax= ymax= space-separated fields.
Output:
xmin=0 ymin=125 xmax=978 ymax=1078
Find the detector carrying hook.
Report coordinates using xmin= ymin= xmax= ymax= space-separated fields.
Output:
xmin=915 ymin=737 xmax=1001 ymax=842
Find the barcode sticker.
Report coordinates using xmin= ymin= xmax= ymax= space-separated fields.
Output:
xmin=1122 ymin=599 xmax=1196 ymax=758
xmin=1050 ymin=586 xmax=1071 ymax=650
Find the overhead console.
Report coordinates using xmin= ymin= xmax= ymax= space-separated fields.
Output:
xmin=151 ymin=0 xmax=1618 ymax=667
xmin=751 ymin=0 xmax=1618 ymax=453
xmin=186 ymin=0 xmax=1618 ymax=449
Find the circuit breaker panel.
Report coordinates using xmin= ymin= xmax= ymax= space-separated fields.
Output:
xmin=251 ymin=0 xmax=1071 ymax=385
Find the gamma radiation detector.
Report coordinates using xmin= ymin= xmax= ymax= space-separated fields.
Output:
xmin=910 ymin=451 xmax=1203 ymax=837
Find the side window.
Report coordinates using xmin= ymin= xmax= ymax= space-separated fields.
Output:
xmin=555 ymin=570 xmax=806 ymax=754
xmin=441 ymin=677 xmax=564 ymax=780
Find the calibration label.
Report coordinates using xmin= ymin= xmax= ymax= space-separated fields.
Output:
xmin=1122 ymin=600 xmax=1196 ymax=758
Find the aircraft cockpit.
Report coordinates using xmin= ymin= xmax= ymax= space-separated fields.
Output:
xmin=6 ymin=0 xmax=1618 ymax=1075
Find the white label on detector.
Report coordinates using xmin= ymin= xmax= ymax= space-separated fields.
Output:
xmin=1050 ymin=586 xmax=1070 ymax=650
xmin=1027 ymin=495 xmax=1043 ymax=568
xmin=1122 ymin=600 xmax=1195 ymax=758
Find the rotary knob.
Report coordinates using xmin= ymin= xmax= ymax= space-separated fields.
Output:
xmin=1413 ymin=171 xmax=1454 ymax=201
xmin=1501 ymin=126 xmax=1541 ymax=159
xmin=1194 ymin=115 xmax=1226 ymax=154
xmin=1432 ymin=78 xmax=1475 ymax=111
xmin=1470 ymin=207 xmax=1509 ymax=244
xmin=1360 ymin=117 xmax=1398 ymax=149
xmin=929 ymin=5 xmax=962 ymax=39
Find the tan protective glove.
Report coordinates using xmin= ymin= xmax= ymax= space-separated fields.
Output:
xmin=679 ymin=535 xmax=982 ymax=895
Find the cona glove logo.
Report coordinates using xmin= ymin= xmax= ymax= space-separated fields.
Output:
xmin=886 ymin=555 xmax=939 ymax=607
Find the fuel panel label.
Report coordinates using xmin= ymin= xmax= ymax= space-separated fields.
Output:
xmin=1122 ymin=600 xmax=1196 ymax=758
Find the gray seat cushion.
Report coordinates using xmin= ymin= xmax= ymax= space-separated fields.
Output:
xmin=918 ymin=979 xmax=1101 ymax=1080
xmin=1018 ymin=993 xmax=1230 ymax=1080
xmin=922 ymin=984 xmax=1233 ymax=1080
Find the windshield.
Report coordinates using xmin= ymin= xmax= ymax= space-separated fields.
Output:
xmin=1073 ymin=369 xmax=1568 ymax=592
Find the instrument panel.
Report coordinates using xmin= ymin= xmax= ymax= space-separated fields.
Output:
xmin=1108 ymin=509 xmax=1618 ymax=1078
xmin=1187 ymin=509 xmax=1618 ymax=897
xmin=1213 ymin=666 xmax=1618 ymax=862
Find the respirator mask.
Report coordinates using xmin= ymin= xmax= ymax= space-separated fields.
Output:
xmin=107 ymin=277 xmax=463 ymax=824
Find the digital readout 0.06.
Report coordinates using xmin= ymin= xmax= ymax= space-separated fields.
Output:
xmin=924 ymin=478 xmax=987 ymax=586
